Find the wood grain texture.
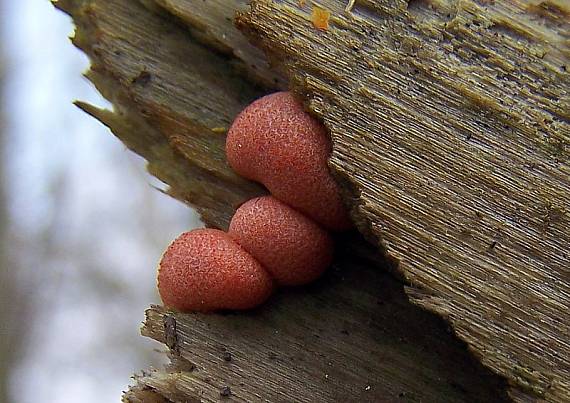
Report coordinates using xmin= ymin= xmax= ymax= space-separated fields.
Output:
xmin=236 ymin=0 xmax=570 ymax=401
xmin=129 ymin=254 xmax=507 ymax=403
xmin=56 ymin=0 xmax=269 ymax=229
xmin=143 ymin=0 xmax=286 ymax=89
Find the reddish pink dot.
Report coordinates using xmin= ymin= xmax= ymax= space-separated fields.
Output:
xmin=229 ymin=196 xmax=334 ymax=286
xmin=158 ymin=229 xmax=273 ymax=312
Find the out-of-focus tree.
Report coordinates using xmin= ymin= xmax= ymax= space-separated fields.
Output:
xmin=0 ymin=14 xmax=7 ymax=402
xmin=0 ymin=5 xmax=27 ymax=400
xmin=0 ymin=7 xmax=11 ymax=401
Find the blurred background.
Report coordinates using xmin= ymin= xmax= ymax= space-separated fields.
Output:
xmin=0 ymin=1 xmax=200 ymax=402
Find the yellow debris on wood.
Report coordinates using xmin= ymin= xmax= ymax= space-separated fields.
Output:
xmin=311 ymin=6 xmax=330 ymax=30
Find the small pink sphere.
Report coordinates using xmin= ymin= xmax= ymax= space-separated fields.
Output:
xmin=229 ymin=196 xmax=334 ymax=286
xmin=158 ymin=229 xmax=273 ymax=312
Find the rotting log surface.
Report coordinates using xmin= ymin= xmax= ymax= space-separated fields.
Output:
xmin=137 ymin=257 xmax=507 ymax=403
xmin=239 ymin=1 xmax=570 ymax=401
xmin=53 ymin=0 xmax=569 ymax=402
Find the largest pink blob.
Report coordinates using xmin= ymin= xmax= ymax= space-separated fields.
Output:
xmin=226 ymin=91 xmax=351 ymax=231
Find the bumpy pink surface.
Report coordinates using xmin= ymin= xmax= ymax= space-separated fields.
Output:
xmin=229 ymin=196 xmax=334 ymax=286
xmin=226 ymin=91 xmax=351 ymax=231
xmin=157 ymin=229 xmax=273 ymax=312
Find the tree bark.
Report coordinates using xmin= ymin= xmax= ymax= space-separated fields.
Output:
xmin=54 ymin=0 xmax=569 ymax=402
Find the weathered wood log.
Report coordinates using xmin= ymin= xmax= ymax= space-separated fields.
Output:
xmin=135 ymin=256 xmax=510 ymax=403
xmin=236 ymin=2 xmax=570 ymax=401
xmin=54 ymin=0 xmax=569 ymax=401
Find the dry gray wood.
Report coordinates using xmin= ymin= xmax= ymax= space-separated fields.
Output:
xmin=236 ymin=1 xmax=570 ymax=401
xmin=56 ymin=0 xmax=271 ymax=229
xmin=132 ymin=255 xmax=507 ymax=402
xmin=143 ymin=0 xmax=286 ymax=89
xmin=54 ymin=0 xmax=569 ymax=401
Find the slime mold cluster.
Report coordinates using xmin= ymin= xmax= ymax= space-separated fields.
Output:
xmin=157 ymin=92 xmax=351 ymax=312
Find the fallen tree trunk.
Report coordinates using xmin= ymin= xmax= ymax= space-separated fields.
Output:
xmin=54 ymin=0 xmax=569 ymax=402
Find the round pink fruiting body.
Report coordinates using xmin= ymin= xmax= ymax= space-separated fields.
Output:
xmin=226 ymin=91 xmax=351 ymax=231
xmin=157 ymin=229 xmax=273 ymax=312
xmin=229 ymin=196 xmax=334 ymax=286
